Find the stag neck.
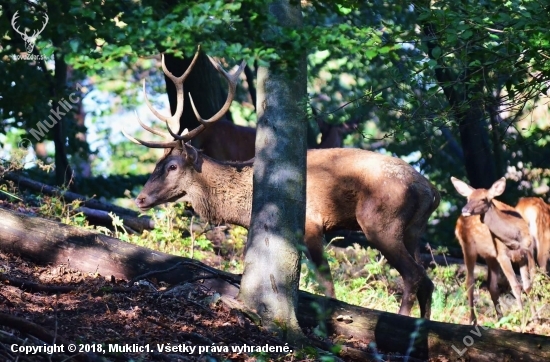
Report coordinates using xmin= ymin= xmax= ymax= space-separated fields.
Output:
xmin=187 ymin=156 xmax=253 ymax=228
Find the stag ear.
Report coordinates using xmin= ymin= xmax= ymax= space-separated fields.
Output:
xmin=183 ymin=143 xmax=202 ymax=171
xmin=487 ymin=177 xmax=506 ymax=199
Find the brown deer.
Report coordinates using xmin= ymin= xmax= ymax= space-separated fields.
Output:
xmin=515 ymin=197 xmax=550 ymax=274
xmin=451 ymin=177 xmax=536 ymax=324
xmin=123 ymin=50 xmax=441 ymax=319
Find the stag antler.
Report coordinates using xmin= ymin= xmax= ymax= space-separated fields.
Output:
xmin=123 ymin=47 xmax=246 ymax=149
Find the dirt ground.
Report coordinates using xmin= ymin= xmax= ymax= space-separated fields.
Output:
xmin=0 ymin=250 xmax=391 ymax=362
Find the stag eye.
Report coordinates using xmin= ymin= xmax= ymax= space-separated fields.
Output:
xmin=168 ymin=164 xmax=177 ymax=171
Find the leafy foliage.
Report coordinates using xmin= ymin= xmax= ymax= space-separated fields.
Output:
xmin=1 ymin=0 xmax=550 ymax=251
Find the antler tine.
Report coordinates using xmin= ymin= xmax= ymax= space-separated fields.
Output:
xmin=142 ymin=79 xmax=170 ymax=123
xmin=158 ymin=46 xmax=201 ymax=133
xmin=135 ymin=111 xmax=171 ymax=139
xmin=180 ymin=58 xmax=245 ymax=142
xmin=125 ymin=48 xmax=204 ymax=148
xmin=161 ymin=46 xmax=201 ymax=84
xmin=121 ymin=111 xmax=179 ymax=148
xmin=121 ymin=128 xmax=179 ymax=149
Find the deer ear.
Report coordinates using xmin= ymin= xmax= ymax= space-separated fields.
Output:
xmin=450 ymin=177 xmax=474 ymax=198
xmin=488 ymin=177 xmax=506 ymax=199
xmin=183 ymin=143 xmax=201 ymax=170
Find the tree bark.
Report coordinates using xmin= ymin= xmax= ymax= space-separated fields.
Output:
xmin=237 ymin=0 xmax=307 ymax=340
xmin=0 ymin=207 xmax=548 ymax=361
xmin=49 ymin=0 xmax=75 ymax=190
xmin=420 ymin=19 xmax=497 ymax=189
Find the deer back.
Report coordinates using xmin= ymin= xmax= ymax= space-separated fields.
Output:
xmin=305 ymin=148 xmax=439 ymax=231
xmin=516 ymin=197 xmax=550 ymax=270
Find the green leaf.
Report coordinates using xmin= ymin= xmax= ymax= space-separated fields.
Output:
xmin=365 ymin=49 xmax=377 ymax=60
xmin=461 ymin=29 xmax=473 ymax=40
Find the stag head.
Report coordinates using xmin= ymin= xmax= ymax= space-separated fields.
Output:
xmin=11 ymin=11 xmax=49 ymax=53
xmin=122 ymin=47 xmax=245 ymax=210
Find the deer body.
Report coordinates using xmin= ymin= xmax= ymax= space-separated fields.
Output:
xmin=451 ymin=177 xmax=536 ymax=324
xmin=123 ymin=48 xmax=440 ymax=319
xmin=515 ymin=197 xmax=550 ymax=273
xmin=138 ymin=145 xmax=440 ymax=318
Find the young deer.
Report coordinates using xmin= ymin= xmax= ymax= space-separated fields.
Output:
xmin=123 ymin=49 xmax=441 ymax=319
xmin=515 ymin=197 xmax=550 ymax=274
xmin=451 ymin=177 xmax=536 ymax=324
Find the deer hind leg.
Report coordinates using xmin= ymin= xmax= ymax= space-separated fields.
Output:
xmin=485 ymin=257 xmax=503 ymax=321
xmin=517 ymin=248 xmax=538 ymax=321
xmin=537 ymin=234 xmax=550 ymax=274
xmin=462 ymin=242 xmax=479 ymax=325
xmin=304 ymin=220 xmax=335 ymax=298
xmin=359 ymin=220 xmax=429 ymax=318
xmin=404 ymin=229 xmax=434 ymax=319
xmin=517 ymin=249 xmax=535 ymax=294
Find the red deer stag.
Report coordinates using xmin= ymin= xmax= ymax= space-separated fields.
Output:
xmin=515 ymin=197 xmax=550 ymax=274
xmin=123 ymin=50 xmax=441 ymax=319
xmin=451 ymin=177 xmax=536 ymax=324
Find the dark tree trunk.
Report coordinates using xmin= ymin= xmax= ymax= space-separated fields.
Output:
xmin=51 ymin=53 xmax=75 ymax=189
xmin=49 ymin=1 xmax=75 ymax=190
xmin=66 ymin=66 xmax=91 ymax=178
xmin=421 ymin=22 xmax=497 ymax=189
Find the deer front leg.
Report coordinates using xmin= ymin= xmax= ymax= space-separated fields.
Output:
xmin=496 ymin=251 xmax=523 ymax=313
xmin=463 ymin=244 xmax=479 ymax=325
xmin=304 ymin=220 xmax=335 ymax=298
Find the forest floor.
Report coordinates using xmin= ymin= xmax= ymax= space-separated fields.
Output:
xmin=0 ymin=250 xmax=341 ymax=362
xmin=0 ymin=196 xmax=549 ymax=361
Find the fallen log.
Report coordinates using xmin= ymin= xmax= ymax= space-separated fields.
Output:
xmin=76 ymin=206 xmax=154 ymax=234
xmin=2 ymin=172 xmax=155 ymax=232
xmin=0 ymin=207 xmax=548 ymax=361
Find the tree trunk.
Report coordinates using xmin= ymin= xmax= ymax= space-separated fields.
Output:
xmin=420 ymin=20 xmax=497 ymax=189
xmin=237 ymin=0 xmax=307 ymax=340
xmin=49 ymin=1 xmax=76 ymax=190
xmin=51 ymin=54 xmax=75 ymax=189
xmin=0 ymin=207 xmax=548 ymax=361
